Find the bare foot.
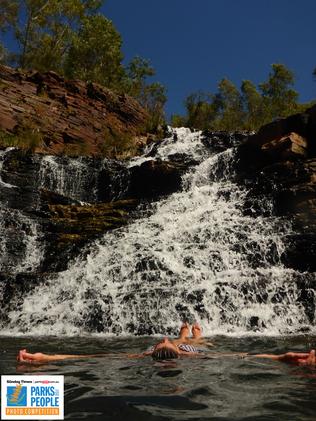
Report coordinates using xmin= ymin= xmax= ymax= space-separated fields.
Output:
xmin=179 ymin=322 xmax=190 ymax=339
xmin=192 ymin=323 xmax=202 ymax=339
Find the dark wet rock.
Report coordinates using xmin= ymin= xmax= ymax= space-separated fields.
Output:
xmin=281 ymin=234 xmax=316 ymax=273
xmin=165 ymin=153 xmax=199 ymax=166
xmin=237 ymin=105 xmax=316 ymax=175
xmin=234 ymin=104 xmax=316 ymax=272
xmin=40 ymin=189 xmax=80 ymax=207
xmin=0 ymin=150 xmax=137 ymax=273
xmin=42 ymin=199 xmax=138 ymax=272
xmin=202 ymin=131 xmax=249 ymax=153
xmin=128 ymin=159 xmax=187 ymax=199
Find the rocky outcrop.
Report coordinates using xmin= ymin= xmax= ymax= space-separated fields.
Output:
xmin=236 ymin=104 xmax=316 ymax=272
xmin=0 ymin=65 xmax=149 ymax=157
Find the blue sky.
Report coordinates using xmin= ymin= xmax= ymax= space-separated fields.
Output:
xmin=103 ymin=0 xmax=316 ymax=117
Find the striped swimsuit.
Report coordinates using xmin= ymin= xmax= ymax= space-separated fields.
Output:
xmin=147 ymin=343 xmax=203 ymax=353
xmin=177 ymin=343 xmax=203 ymax=353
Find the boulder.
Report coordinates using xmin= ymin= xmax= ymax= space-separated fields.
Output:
xmin=261 ymin=132 xmax=308 ymax=159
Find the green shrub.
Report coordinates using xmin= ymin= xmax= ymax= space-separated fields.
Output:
xmin=0 ymin=127 xmax=43 ymax=152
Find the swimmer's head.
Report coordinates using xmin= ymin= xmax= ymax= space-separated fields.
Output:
xmin=151 ymin=337 xmax=179 ymax=361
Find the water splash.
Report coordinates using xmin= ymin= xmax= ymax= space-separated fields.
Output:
xmin=3 ymin=129 xmax=314 ymax=336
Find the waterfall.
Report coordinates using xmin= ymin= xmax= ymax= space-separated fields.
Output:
xmin=1 ymin=129 xmax=315 ymax=336
xmin=38 ymin=155 xmax=129 ymax=203
xmin=38 ymin=155 xmax=99 ymax=202
xmin=0 ymin=206 xmax=43 ymax=273
xmin=0 ymin=149 xmax=43 ymax=273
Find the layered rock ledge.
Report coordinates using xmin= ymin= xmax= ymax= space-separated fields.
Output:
xmin=0 ymin=65 xmax=149 ymax=156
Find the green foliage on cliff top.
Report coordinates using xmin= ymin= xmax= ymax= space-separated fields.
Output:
xmin=0 ymin=0 xmax=166 ymax=134
xmin=172 ymin=64 xmax=315 ymax=131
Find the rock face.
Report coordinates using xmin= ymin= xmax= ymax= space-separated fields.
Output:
xmin=0 ymin=65 xmax=149 ymax=156
xmin=236 ymin=104 xmax=316 ymax=272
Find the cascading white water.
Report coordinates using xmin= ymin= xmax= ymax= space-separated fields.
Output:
xmin=128 ymin=127 xmax=207 ymax=167
xmin=2 ymin=129 xmax=315 ymax=336
xmin=0 ymin=206 xmax=43 ymax=273
xmin=38 ymin=155 xmax=99 ymax=202
xmin=0 ymin=148 xmax=43 ymax=273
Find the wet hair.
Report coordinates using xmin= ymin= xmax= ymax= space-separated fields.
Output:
xmin=152 ymin=346 xmax=179 ymax=361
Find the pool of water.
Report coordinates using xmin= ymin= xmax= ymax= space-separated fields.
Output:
xmin=1 ymin=336 xmax=316 ymax=420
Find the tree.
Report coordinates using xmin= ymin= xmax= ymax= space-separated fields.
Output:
xmin=259 ymin=63 xmax=299 ymax=119
xmin=215 ymin=78 xmax=244 ymax=130
xmin=0 ymin=0 xmax=18 ymax=32
xmin=183 ymin=91 xmax=219 ymax=130
xmin=172 ymin=64 xmax=306 ymax=131
xmin=125 ymin=57 xmax=167 ymax=131
xmin=0 ymin=0 xmax=18 ymax=64
xmin=0 ymin=43 xmax=7 ymax=63
xmin=171 ymin=114 xmax=186 ymax=127
xmin=0 ymin=0 xmax=167 ymax=131
xmin=125 ymin=56 xmax=155 ymax=98
xmin=64 ymin=14 xmax=125 ymax=89
xmin=241 ymin=80 xmax=265 ymax=130
xmin=0 ymin=0 xmax=102 ymax=71
xmin=313 ymin=67 xmax=316 ymax=80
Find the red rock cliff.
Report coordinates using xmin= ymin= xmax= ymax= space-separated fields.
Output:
xmin=0 ymin=65 xmax=149 ymax=156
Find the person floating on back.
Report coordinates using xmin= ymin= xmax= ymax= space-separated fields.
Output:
xmin=16 ymin=322 xmax=316 ymax=366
